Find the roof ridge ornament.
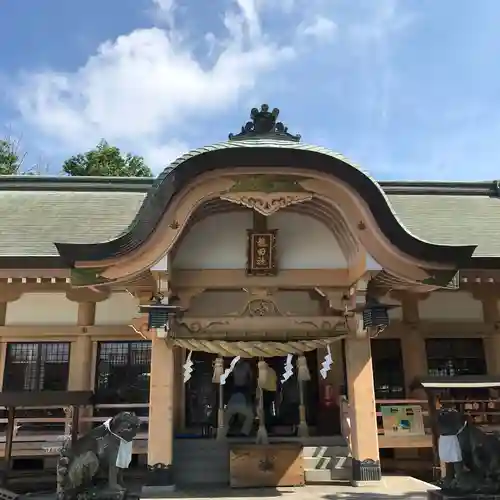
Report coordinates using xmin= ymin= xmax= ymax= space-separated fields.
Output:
xmin=229 ymin=104 xmax=301 ymax=142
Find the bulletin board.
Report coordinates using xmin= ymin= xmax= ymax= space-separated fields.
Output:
xmin=381 ymin=405 xmax=425 ymax=437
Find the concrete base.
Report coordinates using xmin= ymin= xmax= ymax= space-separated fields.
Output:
xmin=138 ymin=477 xmax=440 ymax=500
xmin=141 ymin=484 xmax=176 ymax=497
xmin=351 ymin=480 xmax=382 ymax=487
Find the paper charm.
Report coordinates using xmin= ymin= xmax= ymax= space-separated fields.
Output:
xmin=183 ymin=350 xmax=194 ymax=383
xmin=281 ymin=354 xmax=294 ymax=383
xmin=320 ymin=345 xmax=333 ymax=379
xmin=220 ymin=356 xmax=241 ymax=385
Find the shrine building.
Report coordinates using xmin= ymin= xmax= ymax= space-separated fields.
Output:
xmin=1 ymin=105 xmax=500 ymax=490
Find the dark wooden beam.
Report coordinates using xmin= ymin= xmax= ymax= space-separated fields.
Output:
xmin=252 ymin=211 xmax=267 ymax=231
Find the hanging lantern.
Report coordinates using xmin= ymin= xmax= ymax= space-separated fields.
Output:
xmin=361 ymin=298 xmax=392 ymax=329
xmin=139 ymin=293 xmax=183 ymax=333
xmin=346 ymin=280 xmax=400 ymax=336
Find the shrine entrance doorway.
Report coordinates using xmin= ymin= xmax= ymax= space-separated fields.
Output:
xmin=183 ymin=351 xmax=320 ymax=438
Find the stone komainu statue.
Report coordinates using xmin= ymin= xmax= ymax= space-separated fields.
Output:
xmin=57 ymin=411 xmax=141 ymax=500
xmin=437 ymin=407 xmax=500 ymax=493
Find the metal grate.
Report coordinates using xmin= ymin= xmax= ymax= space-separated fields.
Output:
xmin=94 ymin=341 xmax=151 ymax=417
xmin=3 ymin=342 xmax=70 ymax=391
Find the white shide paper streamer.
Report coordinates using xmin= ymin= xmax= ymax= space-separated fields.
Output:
xmin=183 ymin=350 xmax=194 ymax=383
xmin=220 ymin=356 xmax=241 ymax=385
xmin=320 ymin=345 xmax=333 ymax=379
xmin=281 ymin=354 xmax=294 ymax=383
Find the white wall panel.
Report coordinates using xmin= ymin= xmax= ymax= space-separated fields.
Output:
xmin=6 ymin=293 xmax=79 ymax=325
xmin=95 ymin=293 xmax=139 ymax=325
xmin=172 ymin=210 xmax=347 ymax=269
xmin=419 ymin=291 xmax=482 ymax=321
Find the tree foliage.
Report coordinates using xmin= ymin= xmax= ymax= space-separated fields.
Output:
xmin=0 ymin=137 xmax=23 ymax=175
xmin=62 ymin=140 xmax=153 ymax=177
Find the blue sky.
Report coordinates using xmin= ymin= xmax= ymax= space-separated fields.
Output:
xmin=1 ymin=0 xmax=500 ymax=180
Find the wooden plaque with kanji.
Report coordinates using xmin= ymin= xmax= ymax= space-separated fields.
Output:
xmin=246 ymin=230 xmax=278 ymax=276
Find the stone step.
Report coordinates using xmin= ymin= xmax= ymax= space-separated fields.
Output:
xmin=304 ymin=467 xmax=351 ymax=483
xmin=174 ymin=441 xmax=228 ymax=451
xmin=175 ymin=449 xmax=228 ymax=458
xmin=173 ymin=440 xmax=352 ymax=485
xmin=303 ymin=453 xmax=351 ymax=468
xmin=174 ymin=453 xmax=229 ymax=485
xmin=302 ymin=445 xmax=350 ymax=458
xmin=303 ymin=455 xmax=332 ymax=469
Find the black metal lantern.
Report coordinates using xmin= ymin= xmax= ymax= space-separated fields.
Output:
xmin=139 ymin=294 xmax=183 ymax=333
xmin=361 ymin=298 xmax=393 ymax=330
xmin=348 ymin=288 xmax=400 ymax=337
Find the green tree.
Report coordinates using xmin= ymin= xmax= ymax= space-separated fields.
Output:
xmin=0 ymin=137 xmax=23 ymax=175
xmin=62 ymin=140 xmax=153 ymax=177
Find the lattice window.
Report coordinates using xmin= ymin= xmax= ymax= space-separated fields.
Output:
xmin=3 ymin=342 xmax=70 ymax=391
xmin=426 ymin=338 xmax=488 ymax=402
xmin=426 ymin=338 xmax=487 ymax=377
xmin=94 ymin=342 xmax=151 ymax=414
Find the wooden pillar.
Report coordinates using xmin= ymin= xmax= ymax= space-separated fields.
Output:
xmin=68 ymin=335 xmax=93 ymax=390
xmin=0 ymin=302 xmax=6 ymax=326
xmin=0 ymin=300 xmax=10 ymax=390
xmin=69 ymin=300 xmax=98 ymax=432
xmin=480 ymin=293 xmax=500 ymax=375
xmin=345 ymin=332 xmax=381 ymax=484
xmin=68 ymin=301 xmax=96 ymax=391
xmin=398 ymin=293 xmax=427 ymax=396
xmin=0 ymin=340 xmax=5 ymax=391
xmin=143 ymin=336 xmax=175 ymax=493
xmin=173 ymin=347 xmax=186 ymax=431
xmin=77 ymin=301 xmax=96 ymax=327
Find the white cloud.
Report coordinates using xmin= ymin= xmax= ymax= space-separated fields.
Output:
xmin=150 ymin=0 xmax=176 ymax=29
xmin=142 ymin=139 xmax=188 ymax=171
xmin=12 ymin=0 xmax=412 ymax=174
xmin=14 ymin=0 xmax=300 ymax=173
xmin=299 ymin=16 xmax=337 ymax=42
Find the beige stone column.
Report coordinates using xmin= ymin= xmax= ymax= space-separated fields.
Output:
xmin=345 ymin=332 xmax=381 ymax=484
xmin=144 ymin=336 xmax=175 ymax=492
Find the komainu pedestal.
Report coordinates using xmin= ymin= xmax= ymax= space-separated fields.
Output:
xmin=428 ymin=408 xmax=500 ymax=500
xmin=56 ymin=412 xmax=140 ymax=500
xmin=429 ymin=490 xmax=500 ymax=500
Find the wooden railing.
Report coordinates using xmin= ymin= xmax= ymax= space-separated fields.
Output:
xmin=0 ymin=403 xmax=150 ymax=458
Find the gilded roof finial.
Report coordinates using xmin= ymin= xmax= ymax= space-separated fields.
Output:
xmin=229 ymin=104 xmax=301 ymax=142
